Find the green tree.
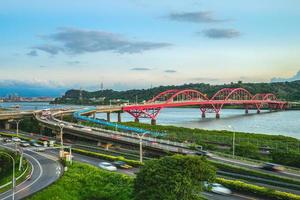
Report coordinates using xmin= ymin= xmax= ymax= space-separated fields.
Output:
xmin=271 ymin=150 xmax=300 ymax=168
xmin=134 ymin=155 xmax=216 ymax=200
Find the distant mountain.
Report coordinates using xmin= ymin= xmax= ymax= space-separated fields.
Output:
xmin=0 ymin=81 xmax=66 ymax=97
xmin=271 ymin=70 xmax=300 ymax=82
xmin=53 ymin=80 xmax=300 ymax=105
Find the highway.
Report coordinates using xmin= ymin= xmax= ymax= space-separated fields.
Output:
xmin=0 ymin=143 xmax=62 ymax=200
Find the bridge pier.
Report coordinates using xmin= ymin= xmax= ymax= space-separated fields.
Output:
xmin=106 ymin=112 xmax=111 ymax=122
xmin=216 ymin=113 xmax=220 ymax=119
xmin=117 ymin=112 xmax=122 ymax=123
xmin=245 ymin=108 xmax=249 ymax=114
xmin=92 ymin=112 xmax=96 ymax=119
xmin=151 ymin=119 xmax=156 ymax=125
xmin=257 ymin=109 xmax=261 ymax=114
xmin=201 ymin=112 xmax=206 ymax=118
xmin=134 ymin=118 xmax=139 ymax=123
xmin=4 ymin=121 xmax=10 ymax=130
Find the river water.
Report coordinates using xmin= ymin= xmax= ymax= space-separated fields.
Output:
xmin=1 ymin=102 xmax=299 ymax=139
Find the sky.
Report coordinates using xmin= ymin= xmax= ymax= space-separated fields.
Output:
xmin=1 ymin=0 xmax=300 ymax=91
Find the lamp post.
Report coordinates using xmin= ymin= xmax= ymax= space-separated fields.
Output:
xmin=0 ymin=152 xmax=15 ymax=200
xmin=14 ymin=119 xmax=22 ymax=137
xmin=57 ymin=123 xmax=65 ymax=157
xmin=135 ymin=132 xmax=147 ymax=163
xmin=228 ymin=125 xmax=235 ymax=158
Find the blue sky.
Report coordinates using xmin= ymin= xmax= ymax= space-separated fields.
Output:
xmin=1 ymin=0 xmax=300 ymax=90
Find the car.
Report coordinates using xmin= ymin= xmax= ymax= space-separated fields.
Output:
xmin=4 ymin=138 xmax=12 ymax=143
xmin=195 ymin=150 xmax=213 ymax=158
xmin=12 ymin=137 xmax=21 ymax=142
xmin=20 ymin=140 xmax=28 ymax=143
xmin=113 ymin=161 xmax=132 ymax=169
xmin=35 ymin=147 xmax=45 ymax=152
xmin=32 ymin=143 xmax=42 ymax=147
xmin=203 ymin=182 xmax=232 ymax=195
xmin=261 ymin=163 xmax=284 ymax=172
xmin=39 ymin=136 xmax=48 ymax=141
xmin=20 ymin=142 xmax=30 ymax=147
xmin=98 ymin=162 xmax=117 ymax=171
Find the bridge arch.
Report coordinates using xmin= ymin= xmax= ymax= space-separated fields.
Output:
xmin=166 ymin=89 xmax=209 ymax=103
xmin=147 ymin=89 xmax=180 ymax=103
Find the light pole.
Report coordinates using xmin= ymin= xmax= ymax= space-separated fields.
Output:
xmin=0 ymin=152 xmax=15 ymax=200
xmin=228 ymin=125 xmax=235 ymax=158
xmin=14 ymin=119 xmax=22 ymax=137
xmin=135 ymin=132 xmax=147 ymax=163
xmin=57 ymin=123 xmax=65 ymax=157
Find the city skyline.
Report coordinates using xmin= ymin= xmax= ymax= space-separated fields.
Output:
xmin=1 ymin=0 xmax=300 ymax=90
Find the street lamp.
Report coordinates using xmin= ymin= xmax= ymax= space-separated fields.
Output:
xmin=14 ymin=119 xmax=22 ymax=137
xmin=0 ymin=152 xmax=15 ymax=200
xmin=135 ymin=132 xmax=147 ymax=163
xmin=57 ymin=123 xmax=65 ymax=157
xmin=228 ymin=125 xmax=235 ymax=158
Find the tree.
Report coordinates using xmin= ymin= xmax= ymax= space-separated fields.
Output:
xmin=134 ymin=155 xmax=216 ymax=200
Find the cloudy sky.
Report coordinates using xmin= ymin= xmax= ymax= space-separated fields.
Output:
xmin=1 ymin=0 xmax=300 ymax=90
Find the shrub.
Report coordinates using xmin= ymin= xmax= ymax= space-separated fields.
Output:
xmin=271 ymin=150 xmax=300 ymax=168
xmin=216 ymin=178 xmax=300 ymax=200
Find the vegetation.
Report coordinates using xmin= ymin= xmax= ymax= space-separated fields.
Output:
xmin=52 ymin=80 xmax=300 ymax=104
xmin=28 ymin=162 xmax=134 ymax=200
xmin=0 ymin=149 xmax=30 ymax=193
xmin=212 ymin=161 xmax=300 ymax=186
xmin=134 ymin=155 xmax=216 ymax=200
xmin=271 ymin=150 xmax=300 ymax=168
xmin=119 ymin=122 xmax=300 ymax=167
xmin=72 ymin=148 xmax=143 ymax=167
xmin=216 ymin=178 xmax=300 ymax=200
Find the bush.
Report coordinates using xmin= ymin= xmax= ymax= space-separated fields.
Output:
xmin=72 ymin=148 xmax=143 ymax=167
xmin=271 ymin=150 xmax=300 ymax=168
xmin=235 ymin=142 xmax=260 ymax=159
xmin=216 ymin=178 xmax=300 ymax=200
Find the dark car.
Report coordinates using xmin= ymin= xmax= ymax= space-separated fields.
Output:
xmin=113 ymin=161 xmax=132 ymax=169
xmin=261 ymin=163 xmax=284 ymax=172
xmin=195 ymin=150 xmax=213 ymax=158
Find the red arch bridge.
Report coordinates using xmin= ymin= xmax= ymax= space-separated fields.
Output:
xmin=122 ymin=88 xmax=288 ymax=125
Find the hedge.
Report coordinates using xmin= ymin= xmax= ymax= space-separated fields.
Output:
xmin=72 ymin=148 xmax=143 ymax=167
xmin=212 ymin=161 xmax=300 ymax=186
xmin=216 ymin=178 xmax=300 ymax=200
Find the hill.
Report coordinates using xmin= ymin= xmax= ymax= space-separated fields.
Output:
xmin=52 ymin=80 xmax=300 ymax=105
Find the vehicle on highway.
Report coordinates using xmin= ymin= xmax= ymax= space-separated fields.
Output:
xmin=20 ymin=142 xmax=30 ymax=147
xmin=195 ymin=150 xmax=213 ymax=158
xmin=4 ymin=138 xmax=12 ymax=143
xmin=261 ymin=163 xmax=284 ymax=172
xmin=98 ymin=162 xmax=117 ymax=171
xmin=82 ymin=127 xmax=92 ymax=131
xmin=113 ymin=161 xmax=132 ymax=169
xmin=203 ymin=182 xmax=232 ymax=195
xmin=32 ymin=143 xmax=42 ymax=147
xmin=39 ymin=136 xmax=49 ymax=141
xmin=12 ymin=137 xmax=21 ymax=142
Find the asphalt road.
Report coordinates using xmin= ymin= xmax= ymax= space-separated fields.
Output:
xmin=0 ymin=143 xmax=62 ymax=200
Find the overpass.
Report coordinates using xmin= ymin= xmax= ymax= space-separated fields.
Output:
xmin=122 ymin=88 xmax=288 ymax=125
xmin=0 ymin=111 xmax=34 ymax=129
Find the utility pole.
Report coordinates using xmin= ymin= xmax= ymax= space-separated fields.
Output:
xmin=15 ymin=119 xmax=22 ymax=137
xmin=228 ymin=125 xmax=235 ymax=158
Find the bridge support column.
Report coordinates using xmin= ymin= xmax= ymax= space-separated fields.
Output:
xmin=201 ymin=112 xmax=206 ymax=118
xmin=40 ymin=125 xmax=45 ymax=134
xmin=117 ymin=112 xmax=121 ymax=123
xmin=245 ymin=108 xmax=249 ymax=114
xmin=151 ymin=119 xmax=156 ymax=125
xmin=92 ymin=112 xmax=96 ymax=119
xmin=106 ymin=112 xmax=111 ymax=122
xmin=134 ymin=118 xmax=139 ymax=123
xmin=216 ymin=113 xmax=220 ymax=119
xmin=60 ymin=113 xmax=64 ymax=120
xmin=257 ymin=109 xmax=261 ymax=114
xmin=4 ymin=121 xmax=10 ymax=130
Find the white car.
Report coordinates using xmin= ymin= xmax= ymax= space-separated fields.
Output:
xmin=98 ymin=162 xmax=117 ymax=171
xmin=12 ymin=137 xmax=21 ymax=142
xmin=32 ymin=143 xmax=42 ymax=147
xmin=204 ymin=182 xmax=232 ymax=195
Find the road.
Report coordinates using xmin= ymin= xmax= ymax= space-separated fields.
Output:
xmin=0 ymin=143 xmax=62 ymax=200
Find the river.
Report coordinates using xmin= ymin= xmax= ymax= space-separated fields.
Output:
xmin=1 ymin=102 xmax=299 ymax=139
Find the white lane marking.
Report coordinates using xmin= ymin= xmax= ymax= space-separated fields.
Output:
xmin=0 ymin=145 xmax=43 ymax=200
